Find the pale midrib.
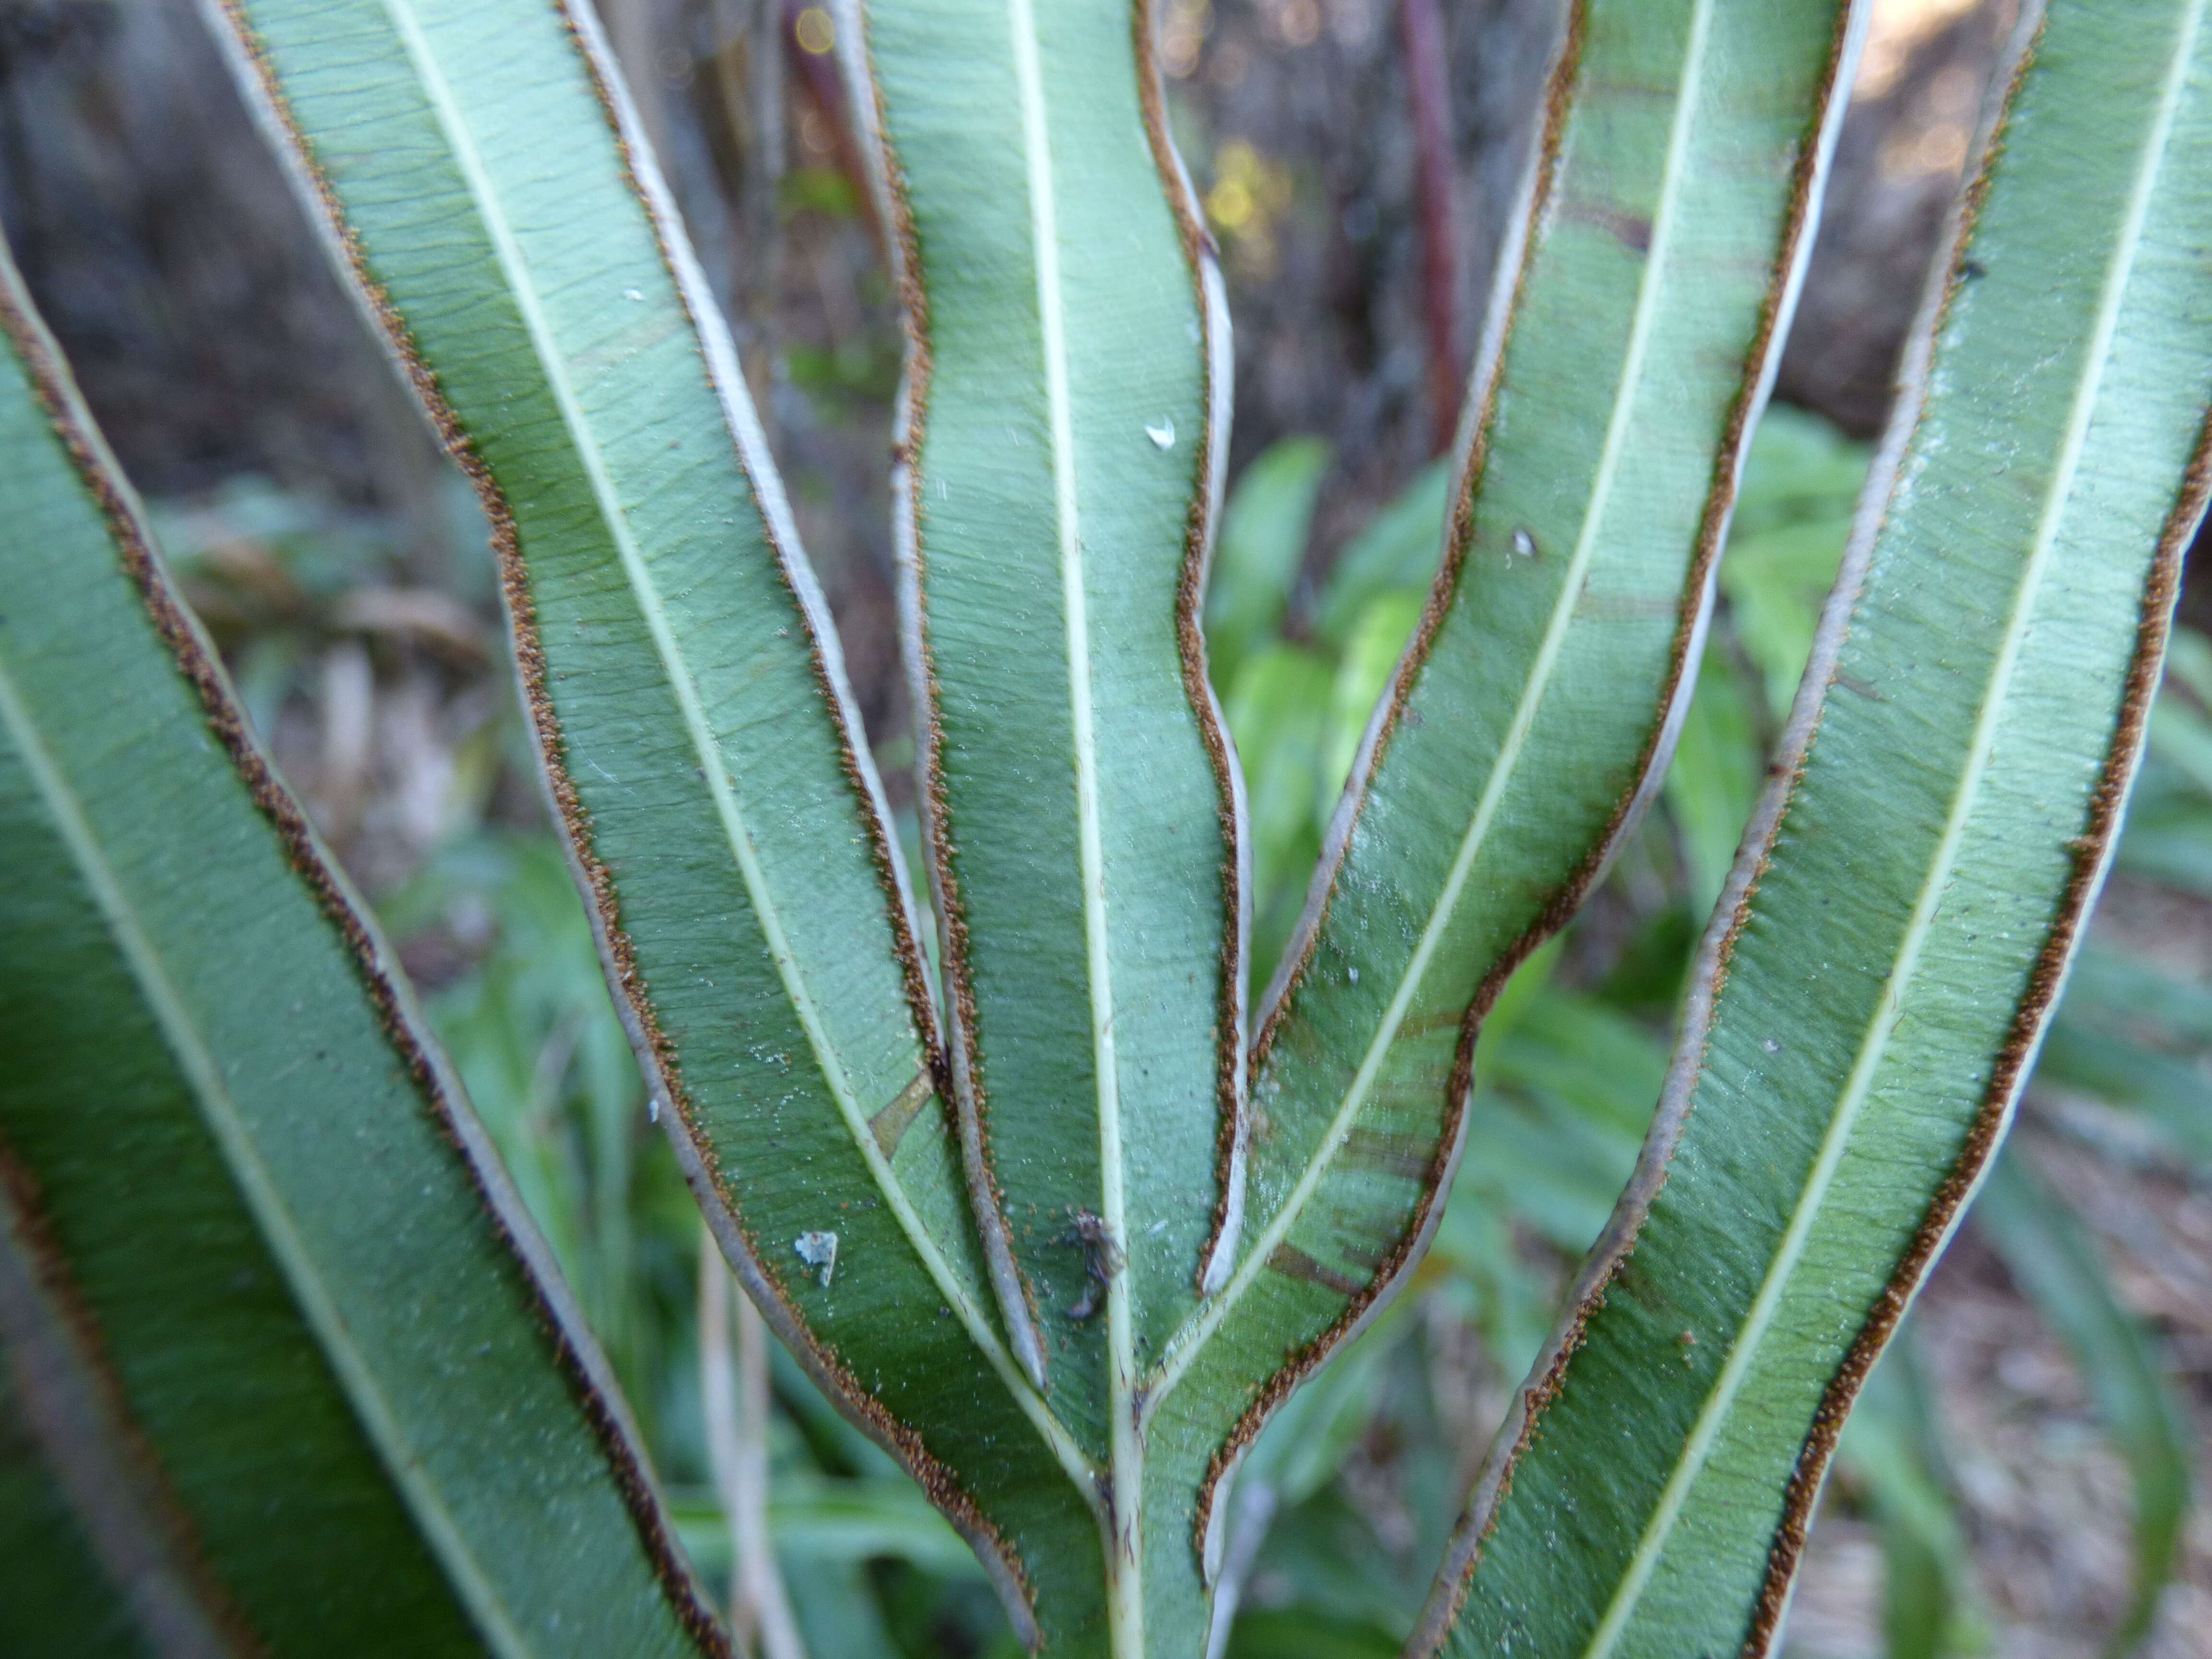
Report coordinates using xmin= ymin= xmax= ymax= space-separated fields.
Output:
xmin=1147 ymin=0 xmax=1717 ymax=1414
xmin=375 ymin=1 xmax=1090 ymax=1491
xmin=0 ymin=656 xmax=536 ymax=1659
xmin=1003 ymin=0 xmax=1144 ymax=1636
xmin=1575 ymin=10 xmax=2203 ymax=1649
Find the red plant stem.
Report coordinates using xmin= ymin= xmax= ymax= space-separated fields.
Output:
xmin=1399 ymin=0 xmax=1462 ymax=453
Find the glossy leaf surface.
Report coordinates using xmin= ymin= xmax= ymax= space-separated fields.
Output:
xmin=1429 ymin=2 xmax=2212 ymax=1649
xmin=0 ymin=237 xmax=717 ymax=1657
xmin=203 ymin=0 xmax=1096 ymax=1643
xmin=1144 ymin=0 xmax=1860 ymax=1601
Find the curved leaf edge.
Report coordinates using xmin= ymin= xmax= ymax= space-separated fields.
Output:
xmin=856 ymin=0 xmax=1248 ymax=1392
xmin=867 ymin=32 xmax=1053 ymax=1401
xmin=0 ymin=220 xmax=731 ymax=1657
xmin=1411 ymin=12 xmax=2212 ymax=1650
xmin=1733 ymin=212 xmax=2209 ymax=1659
xmin=1180 ymin=0 xmax=1865 ymax=1571
xmin=192 ymin=0 xmax=1054 ymax=1638
xmin=1729 ymin=461 xmax=2207 ymax=1657
xmin=1132 ymin=0 xmax=1255 ymax=1305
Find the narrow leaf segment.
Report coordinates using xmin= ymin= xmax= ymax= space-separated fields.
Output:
xmin=0 ymin=234 xmax=720 ymax=1657
xmin=1425 ymin=3 xmax=2212 ymax=1651
xmin=203 ymin=0 xmax=1104 ymax=1641
xmin=867 ymin=0 xmax=1239 ymax=1380
xmin=859 ymin=0 xmax=1238 ymax=1643
xmin=1141 ymin=0 xmax=1862 ymax=1615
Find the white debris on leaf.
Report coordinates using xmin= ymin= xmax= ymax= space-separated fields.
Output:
xmin=795 ymin=1231 xmax=839 ymax=1288
xmin=1146 ymin=417 xmax=1176 ymax=450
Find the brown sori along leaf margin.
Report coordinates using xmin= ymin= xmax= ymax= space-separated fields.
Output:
xmin=1411 ymin=15 xmax=2210 ymax=1648
xmin=1190 ymin=0 xmax=1861 ymax=1563
xmin=1129 ymin=0 xmax=1249 ymax=1298
xmin=196 ymin=0 xmax=1050 ymax=1631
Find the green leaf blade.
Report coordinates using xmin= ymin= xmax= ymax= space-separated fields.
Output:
xmin=1431 ymin=3 xmax=2212 ymax=1651
xmin=0 ymin=240 xmax=716 ymax=1657
xmin=1144 ymin=0 xmax=1858 ymax=1576
xmin=860 ymin=0 xmax=1241 ymax=1642
xmin=207 ymin=0 xmax=1104 ymax=1639
xmin=867 ymin=0 xmax=1241 ymax=1393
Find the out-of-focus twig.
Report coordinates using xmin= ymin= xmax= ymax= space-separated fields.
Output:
xmin=1398 ymin=0 xmax=1462 ymax=453
xmin=781 ymin=0 xmax=886 ymax=256
xmin=1201 ymin=1475 xmax=1280 ymax=1659
xmin=314 ymin=639 xmax=374 ymax=853
xmin=600 ymin=0 xmax=672 ymax=163
xmin=698 ymin=1230 xmax=808 ymax=1659
xmin=696 ymin=0 xmax=788 ymax=406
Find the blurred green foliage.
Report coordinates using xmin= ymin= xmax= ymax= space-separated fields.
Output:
xmin=1202 ymin=407 xmax=2207 ymax=1659
xmin=172 ymin=397 xmax=2210 ymax=1654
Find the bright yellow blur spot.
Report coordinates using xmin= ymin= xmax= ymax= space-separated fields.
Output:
xmin=794 ymin=7 xmax=836 ymax=55
xmin=1856 ymin=0 xmax=1982 ymax=96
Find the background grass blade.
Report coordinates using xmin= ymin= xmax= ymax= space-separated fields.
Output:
xmin=1206 ymin=436 xmax=1329 ymax=690
xmin=1834 ymin=1330 xmax=1981 ymax=1659
xmin=1424 ymin=2 xmax=2212 ymax=1650
xmin=203 ymin=0 xmax=1112 ymax=1642
xmin=0 ymin=232 xmax=720 ymax=1657
xmin=1975 ymin=1150 xmax=2191 ymax=1656
xmin=1144 ymin=0 xmax=1860 ymax=1599
xmin=2036 ymin=1019 xmax=2212 ymax=1167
